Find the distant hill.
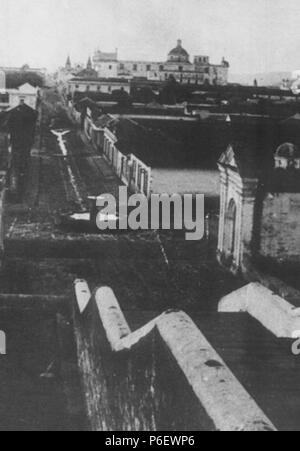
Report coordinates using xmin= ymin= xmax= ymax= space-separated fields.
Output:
xmin=229 ymin=72 xmax=292 ymax=87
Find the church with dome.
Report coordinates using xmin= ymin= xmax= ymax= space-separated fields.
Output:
xmin=93 ymin=39 xmax=229 ymax=86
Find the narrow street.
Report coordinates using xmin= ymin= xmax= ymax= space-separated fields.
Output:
xmin=0 ymin=89 xmax=243 ymax=430
xmin=3 ymin=88 xmax=242 ymax=309
xmin=0 ymin=90 xmax=300 ymax=431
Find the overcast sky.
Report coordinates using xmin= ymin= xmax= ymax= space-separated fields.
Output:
xmin=0 ymin=0 xmax=300 ymax=74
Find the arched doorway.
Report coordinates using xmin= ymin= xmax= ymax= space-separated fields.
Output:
xmin=224 ymin=199 xmax=237 ymax=259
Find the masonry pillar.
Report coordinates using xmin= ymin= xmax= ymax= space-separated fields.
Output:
xmin=217 ymin=167 xmax=229 ymax=255
xmin=240 ymin=183 xmax=258 ymax=265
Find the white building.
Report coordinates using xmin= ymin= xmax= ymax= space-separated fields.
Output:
xmin=93 ymin=40 xmax=229 ymax=86
xmin=0 ymin=71 xmax=8 ymax=111
xmin=0 ymin=73 xmax=39 ymax=111
xmin=0 ymin=71 xmax=6 ymax=91
xmin=93 ymin=50 xmax=119 ymax=78
xmin=8 ymin=83 xmax=39 ymax=110
xmin=68 ymin=77 xmax=131 ymax=96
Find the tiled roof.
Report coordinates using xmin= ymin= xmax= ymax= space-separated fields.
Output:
xmin=1 ymin=103 xmax=38 ymax=132
xmin=93 ymin=51 xmax=118 ymax=62
xmin=75 ymin=69 xmax=98 ymax=79
xmin=106 ymin=117 xmax=233 ymax=168
xmin=94 ymin=114 xmax=115 ymax=129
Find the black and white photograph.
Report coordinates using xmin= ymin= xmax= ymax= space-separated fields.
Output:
xmin=0 ymin=0 xmax=300 ymax=434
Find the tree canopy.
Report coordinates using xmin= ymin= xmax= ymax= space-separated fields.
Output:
xmin=6 ymin=71 xmax=44 ymax=89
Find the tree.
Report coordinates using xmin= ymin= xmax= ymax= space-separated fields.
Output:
xmin=133 ymin=87 xmax=156 ymax=104
xmin=6 ymin=71 xmax=44 ymax=89
xmin=159 ymin=75 xmax=193 ymax=105
xmin=159 ymin=75 xmax=178 ymax=105
xmin=112 ymin=89 xmax=133 ymax=108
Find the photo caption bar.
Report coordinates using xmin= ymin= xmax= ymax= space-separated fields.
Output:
xmin=103 ymin=433 xmax=197 ymax=449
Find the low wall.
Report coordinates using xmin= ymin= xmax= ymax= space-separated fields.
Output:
xmin=73 ymin=281 xmax=276 ymax=431
xmin=219 ymin=282 xmax=300 ymax=338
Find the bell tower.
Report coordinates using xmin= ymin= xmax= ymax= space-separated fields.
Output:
xmin=87 ymin=57 xmax=92 ymax=70
xmin=65 ymin=56 xmax=72 ymax=71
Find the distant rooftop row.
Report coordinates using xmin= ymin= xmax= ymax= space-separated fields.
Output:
xmin=60 ymin=40 xmax=229 ymax=87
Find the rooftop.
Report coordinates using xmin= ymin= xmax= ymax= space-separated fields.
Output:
xmin=69 ymin=77 xmax=130 ymax=83
xmin=0 ymin=103 xmax=38 ymax=133
xmin=124 ymin=116 xmax=277 ymax=169
xmin=93 ymin=50 xmax=118 ymax=62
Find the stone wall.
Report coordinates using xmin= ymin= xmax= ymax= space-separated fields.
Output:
xmin=219 ymin=282 xmax=300 ymax=338
xmin=260 ymin=193 xmax=300 ymax=262
xmin=73 ymin=283 xmax=276 ymax=431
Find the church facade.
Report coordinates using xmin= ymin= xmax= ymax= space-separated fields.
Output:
xmin=218 ymin=140 xmax=300 ymax=273
xmin=93 ymin=40 xmax=229 ymax=86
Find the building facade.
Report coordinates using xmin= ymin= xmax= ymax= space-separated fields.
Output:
xmin=92 ymin=50 xmax=119 ymax=78
xmin=79 ymin=110 xmax=152 ymax=198
xmin=0 ymin=71 xmax=6 ymax=91
xmin=218 ymin=141 xmax=300 ymax=272
xmin=103 ymin=126 xmax=152 ymax=198
xmin=67 ymin=77 xmax=131 ymax=96
xmin=8 ymin=83 xmax=39 ymax=110
xmin=93 ymin=40 xmax=229 ymax=86
xmin=0 ymin=75 xmax=39 ymax=111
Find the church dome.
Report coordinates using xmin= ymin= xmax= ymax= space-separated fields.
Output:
xmin=275 ymin=143 xmax=300 ymax=159
xmin=168 ymin=40 xmax=190 ymax=62
xmin=275 ymin=143 xmax=300 ymax=170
